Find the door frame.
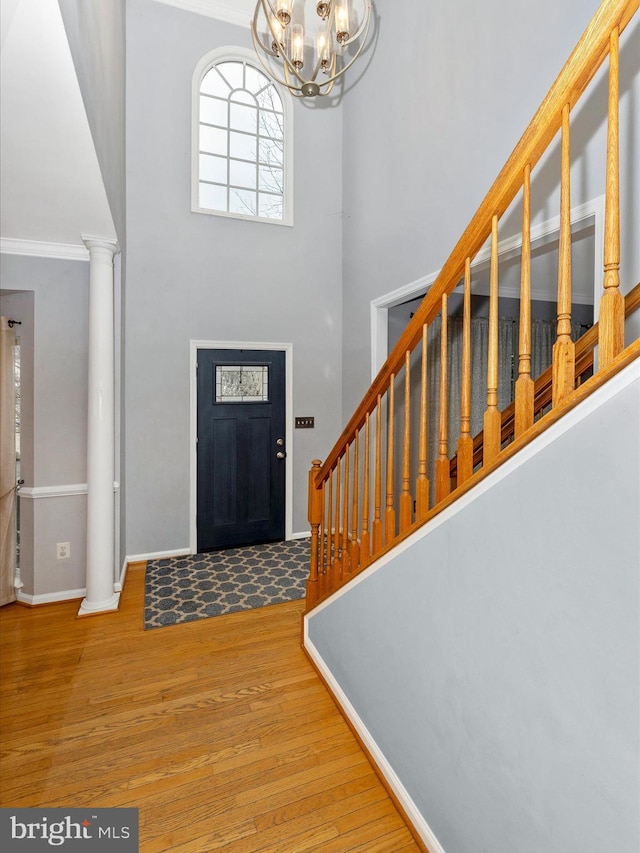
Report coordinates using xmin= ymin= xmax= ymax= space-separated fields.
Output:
xmin=189 ymin=339 xmax=294 ymax=554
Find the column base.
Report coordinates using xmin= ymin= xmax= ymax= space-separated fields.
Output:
xmin=77 ymin=591 xmax=121 ymax=618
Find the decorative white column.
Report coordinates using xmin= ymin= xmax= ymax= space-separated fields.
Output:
xmin=78 ymin=237 xmax=119 ymax=616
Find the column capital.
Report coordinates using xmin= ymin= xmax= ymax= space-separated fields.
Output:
xmin=81 ymin=235 xmax=119 ymax=257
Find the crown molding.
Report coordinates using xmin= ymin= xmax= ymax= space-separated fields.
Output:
xmin=151 ymin=0 xmax=253 ymax=28
xmin=0 ymin=237 xmax=89 ymax=262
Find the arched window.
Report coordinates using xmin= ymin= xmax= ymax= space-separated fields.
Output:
xmin=192 ymin=48 xmax=292 ymax=224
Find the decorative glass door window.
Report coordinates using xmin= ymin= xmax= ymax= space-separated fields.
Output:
xmin=215 ymin=365 xmax=269 ymax=402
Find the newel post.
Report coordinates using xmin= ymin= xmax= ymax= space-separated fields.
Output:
xmin=307 ymin=460 xmax=323 ymax=600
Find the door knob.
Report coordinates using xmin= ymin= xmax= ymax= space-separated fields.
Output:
xmin=276 ymin=451 xmax=286 ymax=459
xmin=276 ymin=438 xmax=285 ymax=446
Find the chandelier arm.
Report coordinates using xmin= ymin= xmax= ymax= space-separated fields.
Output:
xmin=251 ymin=2 xmax=276 ymax=56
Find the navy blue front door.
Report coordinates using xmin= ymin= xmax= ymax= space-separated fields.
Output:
xmin=197 ymin=349 xmax=286 ymax=551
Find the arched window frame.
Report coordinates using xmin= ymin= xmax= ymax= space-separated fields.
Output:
xmin=191 ymin=46 xmax=293 ymax=226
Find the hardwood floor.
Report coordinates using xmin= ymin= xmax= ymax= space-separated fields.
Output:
xmin=0 ymin=564 xmax=421 ymax=852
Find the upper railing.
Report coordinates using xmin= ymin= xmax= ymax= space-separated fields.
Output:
xmin=306 ymin=0 xmax=640 ymax=610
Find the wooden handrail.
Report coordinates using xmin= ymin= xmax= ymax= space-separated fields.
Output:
xmin=315 ymin=0 xmax=638 ymax=486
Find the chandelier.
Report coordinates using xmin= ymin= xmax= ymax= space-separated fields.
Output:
xmin=251 ymin=0 xmax=373 ymax=97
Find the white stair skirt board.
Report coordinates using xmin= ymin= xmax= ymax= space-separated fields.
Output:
xmin=304 ymin=626 xmax=447 ymax=853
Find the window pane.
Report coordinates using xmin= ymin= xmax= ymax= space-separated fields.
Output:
xmin=230 ymin=159 xmax=257 ymax=190
xmin=259 ymin=165 xmax=283 ymax=194
xmin=229 ymin=188 xmax=257 ymax=216
xmin=199 ymin=182 xmax=227 ymax=211
xmin=258 ymin=193 xmax=283 ymax=220
xmin=199 ymin=153 xmax=227 ymax=183
xmin=259 ymin=137 xmax=283 ymax=168
xmin=245 ymin=65 xmax=269 ymax=95
xmin=216 ymin=365 xmax=269 ymax=402
xmin=258 ymin=109 xmax=283 ymax=140
xmin=230 ymin=102 xmax=257 ymax=134
xmin=199 ymin=125 xmax=227 ymax=156
xmin=230 ymin=131 xmax=257 ymax=161
xmin=201 ymin=68 xmax=230 ymax=98
xmin=217 ymin=61 xmax=244 ymax=91
xmin=200 ymin=96 xmax=227 ymax=127
xmin=256 ymin=85 xmax=281 ymax=111
xmin=231 ymin=90 xmax=256 ymax=107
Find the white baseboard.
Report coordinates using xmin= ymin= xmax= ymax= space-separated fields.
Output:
xmin=125 ymin=548 xmax=192 ymax=563
xmin=17 ymin=588 xmax=86 ymax=606
xmin=304 ymin=627 xmax=447 ymax=853
xmin=290 ymin=530 xmax=311 ymax=540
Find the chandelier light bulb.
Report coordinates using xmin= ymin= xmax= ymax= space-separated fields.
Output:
xmin=290 ymin=24 xmax=304 ymax=69
xmin=270 ymin=16 xmax=284 ymax=55
xmin=276 ymin=0 xmax=292 ymax=25
xmin=317 ymin=23 xmax=331 ymax=72
xmin=335 ymin=0 xmax=350 ymax=44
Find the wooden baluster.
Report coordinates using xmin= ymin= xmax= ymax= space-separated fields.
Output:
xmin=484 ymin=215 xmax=502 ymax=464
xmin=333 ymin=455 xmax=341 ymax=578
xmin=552 ymin=104 xmax=575 ymax=406
xmin=457 ymin=259 xmax=474 ymax=483
xmin=385 ymin=376 xmax=396 ymax=543
xmin=435 ymin=295 xmax=450 ymax=502
xmin=372 ymin=395 xmax=383 ymax=554
xmin=399 ymin=351 xmax=412 ymax=531
xmin=307 ymin=460 xmax=323 ymax=601
xmin=342 ymin=442 xmax=350 ymax=577
xmin=415 ymin=324 xmax=430 ymax=520
xmin=599 ymin=27 xmax=624 ymax=369
xmin=350 ymin=430 xmax=360 ymax=571
xmin=326 ymin=469 xmax=333 ymax=586
xmin=319 ymin=479 xmax=325 ymax=576
xmin=361 ymin=413 xmax=371 ymax=564
xmin=515 ymin=164 xmax=534 ymax=436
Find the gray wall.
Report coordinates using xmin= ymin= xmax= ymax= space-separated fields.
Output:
xmin=307 ymin=363 xmax=640 ymax=853
xmin=341 ymin=0 xmax=640 ymax=417
xmin=124 ymin=0 xmax=344 ymax=554
xmin=1 ymin=253 xmax=89 ymax=597
xmin=58 ymin=0 xmax=127 ymax=246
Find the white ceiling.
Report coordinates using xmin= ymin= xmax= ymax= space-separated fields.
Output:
xmin=0 ymin=0 xmax=116 ymax=251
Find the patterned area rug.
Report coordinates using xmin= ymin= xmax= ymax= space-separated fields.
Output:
xmin=144 ymin=539 xmax=310 ymax=629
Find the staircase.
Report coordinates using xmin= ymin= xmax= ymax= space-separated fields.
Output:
xmin=302 ymin=2 xmax=639 ymax=851
xmin=304 ymin=0 xmax=640 ymax=613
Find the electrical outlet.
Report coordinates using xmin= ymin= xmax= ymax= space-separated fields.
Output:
xmin=56 ymin=542 xmax=70 ymax=560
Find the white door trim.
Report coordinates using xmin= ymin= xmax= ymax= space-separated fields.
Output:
xmin=189 ymin=340 xmax=294 ymax=554
xmin=370 ymin=196 xmax=605 ymax=380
